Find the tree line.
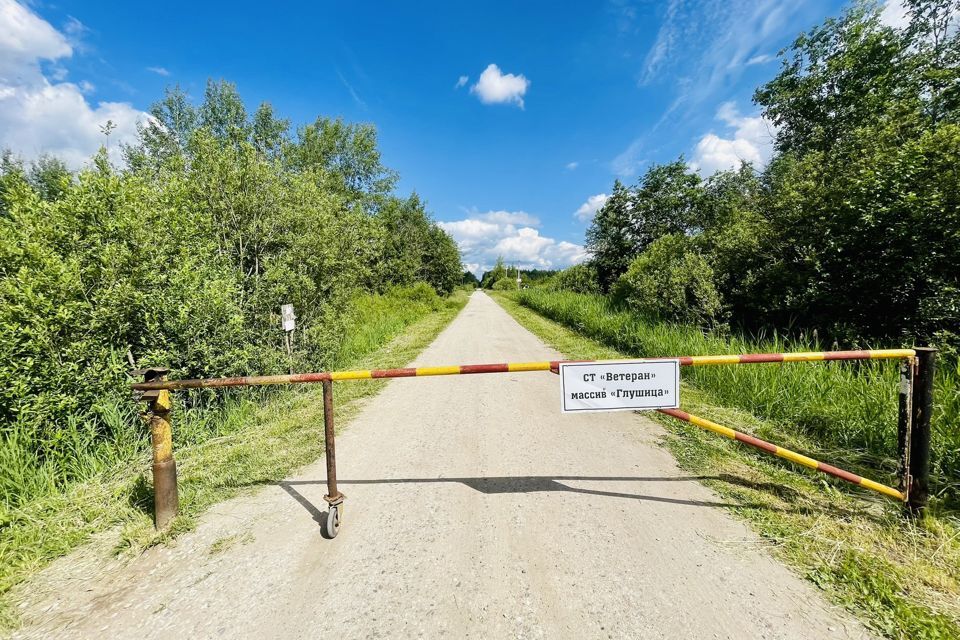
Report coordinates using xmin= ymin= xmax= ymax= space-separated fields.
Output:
xmin=0 ymin=80 xmax=462 ymax=467
xmin=579 ymin=0 xmax=959 ymax=354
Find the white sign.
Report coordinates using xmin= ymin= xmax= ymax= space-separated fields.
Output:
xmin=281 ymin=304 xmax=296 ymax=332
xmin=560 ymin=360 xmax=680 ymax=413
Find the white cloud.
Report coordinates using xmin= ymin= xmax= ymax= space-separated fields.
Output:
xmin=879 ymin=0 xmax=910 ymax=29
xmin=454 ymin=75 xmax=468 ymax=89
xmin=438 ymin=209 xmax=585 ymax=274
xmin=470 ymin=64 xmax=529 ymax=108
xmin=0 ymin=0 xmax=147 ymax=169
xmin=147 ymin=66 xmax=170 ymax=76
xmin=565 ymin=161 xmax=579 ymax=170
xmin=574 ymin=193 xmax=609 ymax=222
xmin=745 ymin=53 xmax=774 ymax=66
xmin=690 ymin=101 xmax=776 ymax=175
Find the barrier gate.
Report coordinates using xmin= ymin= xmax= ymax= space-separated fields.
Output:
xmin=131 ymin=347 xmax=936 ymax=538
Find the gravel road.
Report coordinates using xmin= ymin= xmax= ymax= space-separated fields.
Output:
xmin=14 ymin=291 xmax=873 ymax=639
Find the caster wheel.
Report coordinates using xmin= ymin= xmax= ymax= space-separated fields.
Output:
xmin=322 ymin=504 xmax=340 ymax=539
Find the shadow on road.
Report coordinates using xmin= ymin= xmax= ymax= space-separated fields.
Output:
xmin=277 ymin=473 xmax=791 ymax=525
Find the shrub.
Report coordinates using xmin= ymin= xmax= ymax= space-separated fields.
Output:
xmin=612 ymin=234 xmax=723 ymax=327
xmin=550 ymin=263 xmax=600 ymax=294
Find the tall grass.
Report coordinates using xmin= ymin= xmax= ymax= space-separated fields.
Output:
xmin=0 ymin=284 xmax=457 ymax=512
xmin=515 ymin=289 xmax=959 ymax=497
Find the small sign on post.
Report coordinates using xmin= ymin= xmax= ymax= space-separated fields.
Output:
xmin=559 ymin=360 xmax=680 ymax=413
xmin=281 ymin=304 xmax=296 ymax=332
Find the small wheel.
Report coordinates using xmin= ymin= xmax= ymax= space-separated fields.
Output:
xmin=322 ymin=505 xmax=340 ymax=539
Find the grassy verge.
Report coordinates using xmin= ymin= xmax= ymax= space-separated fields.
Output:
xmin=492 ymin=291 xmax=960 ymax=640
xmin=0 ymin=288 xmax=468 ymax=631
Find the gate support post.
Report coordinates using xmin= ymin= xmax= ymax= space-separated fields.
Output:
xmin=321 ymin=379 xmax=344 ymax=537
xmin=134 ymin=367 xmax=179 ymax=530
xmin=907 ymin=348 xmax=937 ymax=516
xmin=897 ymin=359 xmax=913 ymax=501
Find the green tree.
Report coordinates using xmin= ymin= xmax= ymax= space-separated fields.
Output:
xmin=585 ymin=180 xmax=634 ymax=290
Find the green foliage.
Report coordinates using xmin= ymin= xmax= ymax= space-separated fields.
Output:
xmin=612 ymin=235 xmax=723 ymax=327
xmin=480 ymin=256 xmax=508 ymax=289
xmin=491 ymin=276 xmax=516 ymax=291
xmin=586 ymin=162 xmax=702 ymax=290
xmin=0 ymin=81 xmax=461 ymax=511
xmin=579 ymin=1 xmax=960 ymax=355
xmin=461 ymin=270 xmax=481 ymax=288
xmin=549 ymin=263 xmax=600 ymax=294
xmin=514 ymin=289 xmax=960 ymax=501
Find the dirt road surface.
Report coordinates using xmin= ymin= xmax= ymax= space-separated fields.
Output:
xmin=14 ymin=292 xmax=873 ymax=639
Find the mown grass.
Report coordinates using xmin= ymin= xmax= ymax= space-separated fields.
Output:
xmin=0 ymin=288 xmax=468 ymax=632
xmin=493 ymin=291 xmax=960 ymax=640
xmin=512 ymin=289 xmax=960 ymax=501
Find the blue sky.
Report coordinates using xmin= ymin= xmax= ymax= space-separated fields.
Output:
xmin=1 ymin=0 xmax=908 ymax=274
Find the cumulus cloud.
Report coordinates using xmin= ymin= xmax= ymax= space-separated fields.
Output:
xmin=0 ymin=0 xmax=147 ymax=169
xmin=454 ymin=75 xmax=468 ymax=89
xmin=438 ymin=209 xmax=585 ymax=274
xmin=565 ymin=161 xmax=578 ymax=170
xmin=574 ymin=193 xmax=609 ymax=222
xmin=690 ymin=101 xmax=776 ymax=175
xmin=470 ymin=64 xmax=529 ymax=108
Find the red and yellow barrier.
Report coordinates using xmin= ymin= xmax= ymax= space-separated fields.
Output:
xmin=657 ymin=408 xmax=905 ymax=501
xmin=131 ymin=349 xmax=915 ymax=391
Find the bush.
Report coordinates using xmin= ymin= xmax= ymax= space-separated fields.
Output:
xmin=612 ymin=234 xmax=722 ymax=327
xmin=550 ymin=263 xmax=600 ymax=294
xmin=492 ymin=277 xmax=517 ymax=291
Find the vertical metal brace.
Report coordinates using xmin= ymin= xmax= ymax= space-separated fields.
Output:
xmin=133 ymin=367 xmax=179 ymax=530
xmin=896 ymin=358 xmax=914 ymax=503
xmin=322 ymin=379 xmax=345 ymax=510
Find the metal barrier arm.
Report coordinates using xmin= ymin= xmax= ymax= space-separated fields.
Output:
xmin=131 ymin=349 xmax=916 ymax=391
xmin=132 ymin=347 xmax=927 ymax=533
xmin=657 ymin=408 xmax=905 ymax=501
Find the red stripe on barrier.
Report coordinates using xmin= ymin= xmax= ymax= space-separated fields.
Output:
xmin=293 ymin=372 xmax=333 ymax=383
xmin=371 ymin=367 xmax=417 ymax=378
xmin=460 ymin=363 xmax=510 ymax=374
xmin=818 ymin=462 xmax=863 ymax=485
xmin=739 ymin=353 xmax=785 ymax=364
xmin=734 ymin=431 xmax=779 ymax=454
xmin=659 ymin=408 xmax=691 ymax=422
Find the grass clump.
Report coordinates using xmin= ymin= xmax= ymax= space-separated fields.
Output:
xmin=492 ymin=291 xmax=960 ymax=639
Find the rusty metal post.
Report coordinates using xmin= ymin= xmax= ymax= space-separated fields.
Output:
xmin=907 ymin=347 xmax=937 ymax=515
xmin=897 ymin=358 xmax=913 ymax=501
xmin=134 ymin=367 xmax=179 ymax=530
xmin=322 ymin=379 xmax=343 ymax=508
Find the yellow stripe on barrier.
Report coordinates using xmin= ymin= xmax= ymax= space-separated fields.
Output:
xmin=775 ymin=448 xmax=820 ymax=471
xmin=687 ymin=355 xmax=742 ymax=366
xmin=508 ymin=362 xmax=552 ymax=372
xmin=415 ymin=366 xmax=462 ymax=377
xmin=331 ymin=370 xmax=373 ymax=381
xmin=688 ymin=414 xmax=737 ymax=439
xmin=870 ymin=349 xmax=916 ymax=360
xmin=782 ymin=352 xmax=827 ymax=363
xmin=861 ymin=478 xmax=905 ymax=500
